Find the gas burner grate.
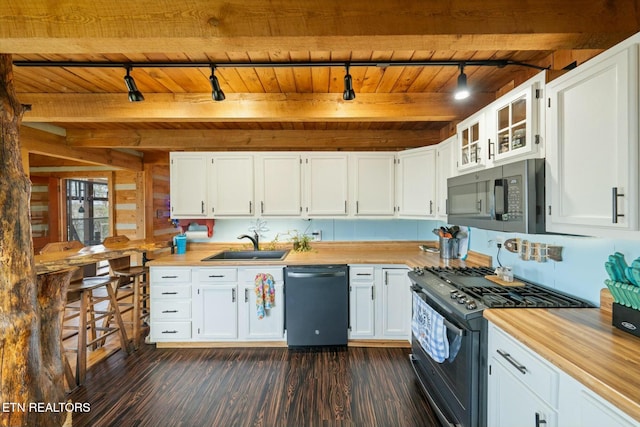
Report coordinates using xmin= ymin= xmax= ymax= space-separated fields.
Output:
xmin=420 ymin=266 xmax=593 ymax=308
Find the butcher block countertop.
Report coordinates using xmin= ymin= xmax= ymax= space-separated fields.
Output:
xmin=484 ymin=303 xmax=640 ymax=423
xmin=147 ymin=241 xmax=491 ymax=269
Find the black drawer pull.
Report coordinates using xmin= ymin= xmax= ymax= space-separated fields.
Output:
xmin=162 ymin=310 xmax=178 ymax=313
xmin=209 ymin=275 xmax=225 ymax=278
xmin=161 ymin=275 xmax=178 ymax=279
xmin=161 ymin=292 xmax=178 ymax=295
xmin=356 ymin=273 xmax=372 ymax=276
xmin=162 ymin=330 xmax=178 ymax=334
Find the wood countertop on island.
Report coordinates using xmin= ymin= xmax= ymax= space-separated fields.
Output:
xmin=484 ymin=306 xmax=640 ymax=423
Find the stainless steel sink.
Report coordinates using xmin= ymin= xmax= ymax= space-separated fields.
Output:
xmin=201 ymin=250 xmax=290 ymax=261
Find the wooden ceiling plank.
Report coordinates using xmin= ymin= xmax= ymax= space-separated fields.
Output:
xmin=19 ymin=92 xmax=491 ymax=123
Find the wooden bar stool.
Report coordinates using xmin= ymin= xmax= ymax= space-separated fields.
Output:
xmin=41 ymin=241 xmax=131 ymax=387
xmin=103 ymin=236 xmax=150 ymax=350
xmin=63 ymin=275 xmax=131 ymax=386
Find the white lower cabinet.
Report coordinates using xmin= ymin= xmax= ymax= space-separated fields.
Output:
xmin=349 ymin=266 xmax=376 ymax=338
xmin=349 ymin=265 xmax=411 ymax=341
xmin=237 ymin=267 xmax=284 ymax=341
xmin=193 ymin=268 xmax=238 ymax=340
xmin=380 ymin=267 xmax=411 ymax=339
xmin=149 ymin=267 xmax=193 ymax=342
xmin=488 ymin=321 xmax=637 ymax=427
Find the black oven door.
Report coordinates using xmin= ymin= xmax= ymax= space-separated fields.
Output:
xmin=410 ymin=287 xmax=482 ymax=427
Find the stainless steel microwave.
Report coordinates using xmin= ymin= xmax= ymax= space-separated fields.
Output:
xmin=446 ymin=159 xmax=545 ymax=233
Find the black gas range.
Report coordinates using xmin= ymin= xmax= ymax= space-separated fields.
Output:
xmin=408 ymin=266 xmax=593 ymax=427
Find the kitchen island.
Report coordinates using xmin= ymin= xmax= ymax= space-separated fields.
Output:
xmin=484 ymin=303 xmax=640 ymax=424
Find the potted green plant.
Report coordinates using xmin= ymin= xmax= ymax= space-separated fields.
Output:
xmin=288 ymin=230 xmax=312 ymax=252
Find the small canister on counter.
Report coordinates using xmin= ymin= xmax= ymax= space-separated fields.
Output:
xmin=439 ymin=236 xmax=460 ymax=259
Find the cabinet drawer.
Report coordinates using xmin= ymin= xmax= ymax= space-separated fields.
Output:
xmin=490 ymin=324 xmax=559 ymax=405
xmin=151 ymin=284 xmax=191 ymax=299
xmin=151 ymin=268 xmax=191 ymax=283
xmin=151 ymin=321 xmax=191 ymax=340
xmin=238 ymin=267 xmax=284 ymax=282
xmin=151 ymin=300 xmax=191 ymax=320
xmin=350 ymin=266 xmax=375 ymax=281
xmin=197 ymin=268 xmax=237 ymax=282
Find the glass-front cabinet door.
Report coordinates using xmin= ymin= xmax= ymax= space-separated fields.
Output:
xmin=490 ymin=75 xmax=542 ymax=163
xmin=456 ymin=110 xmax=486 ymax=172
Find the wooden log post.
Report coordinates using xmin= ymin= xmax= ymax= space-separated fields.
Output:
xmin=0 ymin=54 xmax=68 ymax=426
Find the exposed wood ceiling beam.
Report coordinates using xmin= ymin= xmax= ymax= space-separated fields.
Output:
xmin=18 ymin=93 xmax=492 ymax=123
xmin=1 ymin=1 xmax=638 ymax=54
xmin=20 ymin=126 xmax=143 ymax=171
xmin=65 ymin=129 xmax=441 ymax=151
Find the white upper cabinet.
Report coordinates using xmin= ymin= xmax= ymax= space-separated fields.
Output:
xmin=456 ymin=110 xmax=486 ymax=172
xmin=488 ymin=72 xmax=545 ymax=164
xmin=303 ymin=153 xmax=349 ymax=216
xmin=545 ymin=43 xmax=639 ymax=235
xmin=436 ymin=135 xmax=456 ymax=220
xmin=170 ymin=152 xmax=209 ymax=218
xmin=351 ymin=153 xmax=396 ymax=217
xmin=255 ymin=153 xmax=302 ymax=216
xmin=397 ymin=146 xmax=436 ymax=218
xmin=209 ymin=154 xmax=255 ymax=217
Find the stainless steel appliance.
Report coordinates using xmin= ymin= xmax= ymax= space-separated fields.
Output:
xmin=447 ymin=158 xmax=545 ymax=233
xmin=284 ymin=265 xmax=349 ymax=347
xmin=408 ymin=266 xmax=593 ymax=427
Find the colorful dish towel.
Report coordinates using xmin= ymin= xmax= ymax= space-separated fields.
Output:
xmin=412 ymin=293 xmax=449 ymax=363
xmin=255 ymin=273 xmax=275 ymax=319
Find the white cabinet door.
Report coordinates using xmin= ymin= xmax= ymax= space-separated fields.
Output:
xmin=488 ymin=358 xmax=558 ymax=427
xmin=456 ymin=111 xmax=487 ymax=172
xmin=304 ymin=153 xmax=349 ymax=216
xmin=352 ymin=153 xmax=396 ymax=216
xmin=239 ymin=283 xmax=284 ymax=340
xmin=380 ymin=268 xmax=411 ymax=339
xmin=193 ymin=284 xmax=238 ymax=340
xmin=169 ymin=153 xmax=208 ymax=218
xmin=436 ymin=136 xmax=455 ymax=219
xmin=546 ymin=46 xmax=639 ymax=234
xmin=349 ymin=266 xmax=376 ymax=338
xmin=489 ymin=72 xmax=544 ymax=163
xmin=209 ymin=154 xmax=255 ymax=216
xmin=256 ymin=153 xmax=302 ymax=216
xmin=397 ymin=147 xmax=436 ymax=218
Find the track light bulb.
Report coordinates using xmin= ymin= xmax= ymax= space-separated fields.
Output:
xmin=454 ymin=66 xmax=470 ymax=100
xmin=343 ymin=65 xmax=356 ymax=101
xmin=124 ymin=67 xmax=144 ymax=102
xmin=209 ymin=67 xmax=226 ymax=101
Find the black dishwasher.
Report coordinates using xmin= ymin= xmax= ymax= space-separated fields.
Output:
xmin=284 ymin=265 xmax=349 ymax=347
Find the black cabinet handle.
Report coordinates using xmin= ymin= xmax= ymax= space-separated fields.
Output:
xmin=161 ymin=292 xmax=178 ymax=295
xmin=535 ymin=412 xmax=547 ymax=427
xmin=161 ymin=310 xmax=178 ymax=313
xmin=161 ymin=330 xmax=178 ymax=334
xmin=612 ymin=187 xmax=624 ymax=223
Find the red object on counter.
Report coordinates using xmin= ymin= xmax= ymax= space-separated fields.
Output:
xmin=177 ymin=219 xmax=215 ymax=237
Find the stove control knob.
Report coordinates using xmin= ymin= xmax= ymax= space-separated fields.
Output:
xmin=466 ymin=300 xmax=477 ymax=310
xmin=457 ymin=295 xmax=467 ymax=304
xmin=449 ymin=290 xmax=459 ymax=299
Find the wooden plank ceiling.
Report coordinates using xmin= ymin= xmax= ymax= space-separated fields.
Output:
xmin=1 ymin=0 xmax=639 ymax=168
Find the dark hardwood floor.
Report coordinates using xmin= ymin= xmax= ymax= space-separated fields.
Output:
xmin=68 ymin=343 xmax=440 ymax=427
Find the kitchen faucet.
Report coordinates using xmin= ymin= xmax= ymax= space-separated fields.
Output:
xmin=237 ymin=231 xmax=259 ymax=251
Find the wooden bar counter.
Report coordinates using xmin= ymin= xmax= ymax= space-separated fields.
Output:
xmin=34 ymin=238 xmax=171 ymax=274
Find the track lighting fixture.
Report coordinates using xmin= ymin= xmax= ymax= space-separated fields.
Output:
xmin=454 ymin=64 xmax=470 ymax=100
xmin=209 ymin=66 xmax=226 ymax=101
xmin=124 ymin=67 xmax=144 ymax=102
xmin=343 ymin=64 xmax=356 ymax=101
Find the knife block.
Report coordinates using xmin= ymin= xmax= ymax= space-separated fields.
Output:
xmin=612 ymin=303 xmax=640 ymax=338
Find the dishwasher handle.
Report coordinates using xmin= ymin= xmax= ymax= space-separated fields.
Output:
xmin=287 ymin=271 xmax=346 ymax=279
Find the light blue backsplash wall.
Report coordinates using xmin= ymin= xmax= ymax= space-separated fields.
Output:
xmin=190 ymin=218 xmax=633 ymax=306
